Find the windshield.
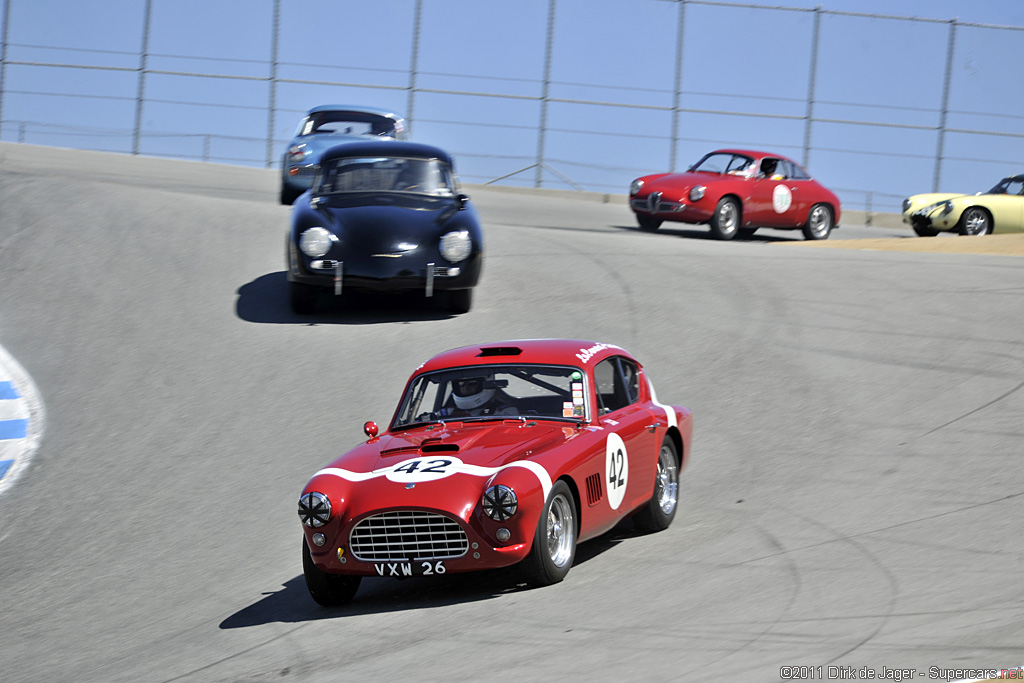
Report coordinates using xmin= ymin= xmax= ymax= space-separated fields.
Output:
xmin=296 ymin=111 xmax=405 ymax=139
xmin=987 ymin=176 xmax=1024 ymax=195
xmin=315 ymin=157 xmax=456 ymax=196
xmin=392 ymin=364 xmax=588 ymax=428
xmin=690 ymin=152 xmax=754 ymax=176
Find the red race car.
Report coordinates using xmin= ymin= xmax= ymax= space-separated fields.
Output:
xmin=629 ymin=149 xmax=841 ymax=240
xmin=297 ymin=339 xmax=693 ymax=605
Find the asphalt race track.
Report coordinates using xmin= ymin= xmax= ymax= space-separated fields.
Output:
xmin=1 ymin=142 xmax=1022 ymax=683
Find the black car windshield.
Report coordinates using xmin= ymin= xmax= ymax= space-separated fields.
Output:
xmin=296 ymin=111 xmax=402 ymax=138
xmin=690 ymin=152 xmax=754 ymax=176
xmin=392 ymin=364 xmax=587 ymax=428
xmin=987 ymin=176 xmax=1024 ymax=195
xmin=316 ymin=157 xmax=455 ymax=197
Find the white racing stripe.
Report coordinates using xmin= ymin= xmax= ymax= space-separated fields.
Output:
xmin=313 ymin=457 xmax=553 ymax=500
xmin=647 ymin=376 xmax=678 ymax=430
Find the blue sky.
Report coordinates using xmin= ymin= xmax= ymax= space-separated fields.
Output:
xmin=1 ymin=0 xmax=1023 ymax=211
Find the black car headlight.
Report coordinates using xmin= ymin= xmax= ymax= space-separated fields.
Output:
xmin=902 ymin=198 xmax=912 ymax=212
xmin=941 ymin=201 xmax=954 ymax=215
xmin=298 ymin=492 xmax=332 ymax=527
xmin=482 ymin=485 xmax=518 ymax=521
xmin=440 ymin=230 xmax=472 ymax=263
xmin=299 ymin=227 xmax=334 ymax=257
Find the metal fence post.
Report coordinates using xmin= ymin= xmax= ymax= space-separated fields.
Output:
xmin=266 ymin=0 xmax=280 ymax=168
xmin=132 ymin=0 xmax=152 ymax=156
xmin=0 ymin=0 xmax=12 ymax=140
xmin=669 ymin=0 xmax=687 ymax=172
xmin=802 ymin=5 xmax=821 ymax=169
xmin=406 ymin=0 xmax=422 ymax=136
xmin=536 ymin=0 xmax=557 ymax=188
xmin=934 ymin=19 xmax=957 ymax=192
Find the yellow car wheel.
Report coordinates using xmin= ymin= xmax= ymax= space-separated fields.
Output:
xmin=958 ymin=207 xmax=991 ymax=236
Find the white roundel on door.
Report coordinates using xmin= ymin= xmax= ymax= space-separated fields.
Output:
xmin=605 ymin=433 xmax=629 ymax=510
xmin=772 ymin=184 xmax=792 ymax=213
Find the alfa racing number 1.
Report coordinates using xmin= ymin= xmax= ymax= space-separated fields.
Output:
xmin=605 ymin=433 xmax=629 ymax=510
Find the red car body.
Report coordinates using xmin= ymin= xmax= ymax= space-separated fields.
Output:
xmin=629 ymin=149 xmax=841 ymax=240
xmin=297 ymin=339 xmax=693 ymax=605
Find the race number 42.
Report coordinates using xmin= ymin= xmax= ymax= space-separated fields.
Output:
xmin=605 ymin=433 xmax=629 ymax=510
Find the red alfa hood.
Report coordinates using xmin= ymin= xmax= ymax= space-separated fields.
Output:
xmin=643 ymin=170 xmax=734 ymax=193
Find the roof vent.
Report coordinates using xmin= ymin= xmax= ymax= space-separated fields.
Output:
xmin=478 ymin=346 xmax=522 ymax=357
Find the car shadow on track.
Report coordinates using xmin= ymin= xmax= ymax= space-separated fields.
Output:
xmin=236 ymin=271 xmax=457 ymax=325
xmin=611 ymin=224 xmax=803 ymax=242
xmin=219 ymin=520 xmax=646 ymax=626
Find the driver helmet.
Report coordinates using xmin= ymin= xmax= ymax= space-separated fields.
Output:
xmin=452 ymin=373 xmax=495 ymax=410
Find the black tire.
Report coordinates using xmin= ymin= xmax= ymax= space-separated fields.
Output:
xmin=444 ymin=288 xmax=473 ymax=314
xmin=709 ymin=197 xmax=740 ymax=240
xmin=637 ymin=215 xmax=662 ymax=231
xmin=802 ymin=203 xmax=834 ymax=241
xmin=280 ymin=184 xmax=302 ymax=205
xmin=633 ymin=438 xmax=680 ymax=532
xmin=289 ymin=281 xmax=319 ymax=314
xmin=958 ymin=207 xmax=991 ymax=236
xmin=302 ymin=539 xmax=361 ymax=607
xmin=521 ymin=480 xmax=577 ymax=586
xmin=912 ymin=224 xmax=939 ymax=237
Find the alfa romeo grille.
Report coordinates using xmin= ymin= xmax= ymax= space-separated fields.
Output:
xmin=349 ymin=511 xmax=469 ymax=562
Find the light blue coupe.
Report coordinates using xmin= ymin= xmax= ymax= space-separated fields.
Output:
xmin=280 ymin=105 xmax=408 ymax=204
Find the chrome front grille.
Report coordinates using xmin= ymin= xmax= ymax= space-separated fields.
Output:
xmin=631 ymin=196 xmax=684 ymax=214
xmin=349 ymin=511 xmax=469 ymax=562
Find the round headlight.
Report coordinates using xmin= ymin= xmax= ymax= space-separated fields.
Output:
xmin=902 ymin=198 xmax=912 ymax=212
xmin=689 ymin=185 xmax=706 ymax=202
xmin=298 ymin=492 xmax=332 ymax=528
xmin=942 ymin=201 xmax=954 ymax=215
xmin=440 ymin=230 xmax=472 ymax=263
xmin=299 ymin=227 xmax=333 ymax=257
xmin=482 ymin=485 xmax=518 ymax=521
xmin=630 ymin=179 xmax=644 ymax=195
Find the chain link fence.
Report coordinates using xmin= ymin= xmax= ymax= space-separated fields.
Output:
xmin=2 ymin=0 xmax=1023 ymax=214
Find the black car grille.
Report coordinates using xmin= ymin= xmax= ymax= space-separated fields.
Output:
xmin=631 ymin=195 xmax=684 ymax=214
xmin=349 ymin=511 xmax=469 ymax=562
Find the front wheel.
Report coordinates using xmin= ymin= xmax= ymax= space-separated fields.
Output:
xmin=443 ymin=288 xmax=473 ymax=314
xmin=633 ymin=438 xmax=680 ymax=532
xmin=802 ymin=203 xmax=834 ymax=240
xmin=289 ymin=281 xmax=319 ymax=314
xmin=709 ymin=197 xmax=740 ymax=240
xmin=302 ymin=539 xmax=361 ymax=607
xmin=521 ymin=480 xmax=577 ymax=586
xmin=280 ymin=184 xmax=302 ymax=205
xmin=637 ymin=215 xmax=663 ymax=231
xmin=958 ymin=207 xmax=991 ymax=236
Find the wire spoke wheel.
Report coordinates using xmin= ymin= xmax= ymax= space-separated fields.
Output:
xmin=959 ymin=207 xmax=990 ymax=236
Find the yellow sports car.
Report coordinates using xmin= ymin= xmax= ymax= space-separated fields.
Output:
xmin=902 ymin=175 xmax=1024 ymax=236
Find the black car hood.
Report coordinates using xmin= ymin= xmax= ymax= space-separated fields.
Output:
xmin=318 ymin=194 xmax=459 ymax=249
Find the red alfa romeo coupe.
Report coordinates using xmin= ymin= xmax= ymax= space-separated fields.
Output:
xmin=629 ymin=149 xmax=841 ymax=240
xmin=297 ymin=339 xmax=693 ymax=605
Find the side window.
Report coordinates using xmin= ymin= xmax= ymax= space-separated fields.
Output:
xmin=789 ymin=162 xmax=810 ymax=180
xmin=759 ymin=158 xmax=782 ymax=179
xmin=618 ymin=358 xmax=640 ymax=403
xmin=595 ymin=357 xmax=640 ymax=415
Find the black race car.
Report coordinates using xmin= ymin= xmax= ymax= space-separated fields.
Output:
xmin=286 ymin=141 xmax=483 ymax=314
